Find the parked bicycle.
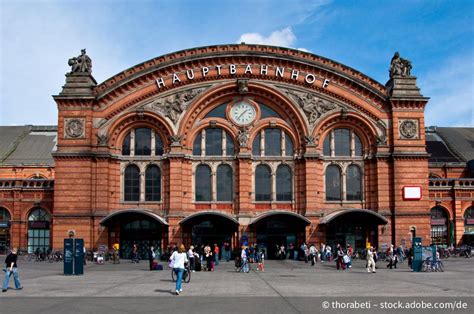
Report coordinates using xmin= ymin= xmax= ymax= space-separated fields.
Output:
xmin=171 ymin=264 xmax=191 ymax=283
xmin=422 ymin=256 xmax=445 ymax=272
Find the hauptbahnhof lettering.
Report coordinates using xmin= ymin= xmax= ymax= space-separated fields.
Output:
xmin=0 ymin=44 xmax=473 ymax=258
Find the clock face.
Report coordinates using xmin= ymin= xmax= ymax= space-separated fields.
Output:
xmin=230 ymin=101 xmax=257 ymax=125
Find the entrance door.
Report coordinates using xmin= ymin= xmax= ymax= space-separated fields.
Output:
xmin=120 ymin=218 xmax=162 ymax=259
xmin=255 ymin=215 xmax=306 ymax=259
xmin=181 ymin=214 xmax=238 ymax=259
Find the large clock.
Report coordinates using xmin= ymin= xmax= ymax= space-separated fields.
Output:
xmin=229 ymin=101 xmax=257 ymax=125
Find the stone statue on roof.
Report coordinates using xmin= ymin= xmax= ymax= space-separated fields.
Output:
xmin=389 ymin=52 xmax=412 ymax=78
xmin=68 ymin=49 xmax=92 ymax=74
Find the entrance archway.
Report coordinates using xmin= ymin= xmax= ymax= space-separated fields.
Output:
xmin=430 ymin=206 xmax=450 ymax=246
xmin=100 ymin=210 xmax=168 ymax=259
xmin=251 ymin=211 xmax=310 ymax=259
xmin=0 ymin=207 xmax=11 ymax=254
xmin=320 ymin=209 xmax=388 ymax=252
xmin=179 ymin=212 xmax=239 ymax=257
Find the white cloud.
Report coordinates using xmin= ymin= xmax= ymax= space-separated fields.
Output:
xmin=237 ymin=27 xmax=309 ymax=52
xmin=419 ymin=54 xmax=474 ymax=127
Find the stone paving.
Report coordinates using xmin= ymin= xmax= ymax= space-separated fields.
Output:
xmin=0 ymin=256 xmax=473 ymax=313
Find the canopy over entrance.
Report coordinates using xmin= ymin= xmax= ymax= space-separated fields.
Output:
xmin=250 ymin=210 xmax=311 ymax=226
xmin=100 ymin=209 xmax=168 ymax=226
xmin=179 ymin=211 xmax=239 ymax=225
xmin=319 ymin=209 xmax=388 ymax=225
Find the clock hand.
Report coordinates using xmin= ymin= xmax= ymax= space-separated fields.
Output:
xmin=237 ymin=109 xmax=249 ymax=120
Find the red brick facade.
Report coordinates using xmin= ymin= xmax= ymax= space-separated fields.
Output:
xmin=1 ymin=44 xmax=473 ymax=256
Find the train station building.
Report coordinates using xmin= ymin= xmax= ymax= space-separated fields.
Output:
xmin=0 ymin=44 xmax=473 ymax=258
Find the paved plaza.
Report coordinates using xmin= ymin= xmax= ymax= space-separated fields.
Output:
xmin=1 ymin=256 xmax=473 ymax=313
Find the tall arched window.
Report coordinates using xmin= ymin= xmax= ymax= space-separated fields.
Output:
xmin=205 ymin=129 xmax=222 ymax=156
xmin=193 ymin=128 xmax=235 ymax=156
xmin=346 ymin=165 xmax=362 ymax=201
xmin=217 ymin=164 xmax=233 ymax=202
xmin=124 ymin=165 xmax=140 ymax=201
xmin=323 ymin=128 xmax=364 ymax=202
xmin=122 ymin=128 xmax=163 ymax=156
xmin=0 ymin=208 xmax=11 ymax=254
xmin=431 ymin=206 xmax=449 ymax=245
xmin=255 ymin=165 xmax=271 ymax=201
xmin=155 ymin=135 xmax=164 ymax=156
xmin=27 ymin=208 xmax=51 ymax=254
xmin=276 ymin=165 xmax=292 ymax=201
xmin=195 ymin=165 xmax=212 ymax=201
xmin=145 ymin=165 xmax=161 ymax=202
xmin=135 ymin=128 xmax=152 ymax=155
xmin=122 ymin=133 xmax=131 ymax=155
xmin=326 ymin=165 xmax=341 ymax=201
xmin=465 ymin=207 xmax=474 ymax=236
xmin=252 ymin=128 xmax=293 ymax=157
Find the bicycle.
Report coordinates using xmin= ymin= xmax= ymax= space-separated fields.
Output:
xmin=171 ymin=264 xmax=191 ymax=283
xmin=234 ymin=257 xmax=250 ymax=273
xmin=422 ymin=257 xmax=445 ymax=272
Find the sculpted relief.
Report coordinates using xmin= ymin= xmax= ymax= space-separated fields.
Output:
xmin=144 ymin=87 xmax=206 ymax=126
xmin=280 ymin=87 xmax=342 ymax=129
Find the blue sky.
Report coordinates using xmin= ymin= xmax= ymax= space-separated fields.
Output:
xmin=1 ymin=0 xmax=473 ymax=127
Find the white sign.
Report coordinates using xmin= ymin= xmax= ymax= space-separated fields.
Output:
xmin=403 ymin=186 xmax=422 ymax=200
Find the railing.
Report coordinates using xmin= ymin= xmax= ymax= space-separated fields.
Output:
xmin=0 ymin=179 xmax=54 ymax=189
xmin=429 ymin=178 xmax=474 ymax=189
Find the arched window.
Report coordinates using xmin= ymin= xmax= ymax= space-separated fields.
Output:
xmin=0 ymin=207 xmax=11 ymax=221
xmin=205 ymin=129 xmax=222 ymax=156
xmin=124 ymin=165 xmax=140 ymax=201
xmin=195 ymin=165 xmax=211 ymax=201
xmin=265 ymin=129 xmax=281 ymax=156
xmin=193 ymin=128 xmax=234 ymax=156
xmin=346 ymin=165 xmax=362 ymax=201
xmin=155 ymin=135 xmax=164 ymax=156
xmin=276 ymin=165 xmax=292 ymax=201
xmin=252 ymin=128 xmax=293 ymax=157
xmin=135 ymin=128 xmax=151 ymax=155
xmin=217 ymin=164 xmax=233 ymax=202
xmin=145 ymin=165 xmax=161 ymax=202
xmin=326 ymin=165 xmax=341 ymax=201
xmin=255 ymin=165 xmax=271 ymax=201
xmin=0 ymin=208 xmax=11 ymax=254
xmin=464 ymin=207 xmax=474 ymax=236
xmin=431 ymin=206 xmax=449 ymax=245
xmin=323 ymin=129 xmax=363 ymax=157
xmin=193 ymin=133 xmax=202 ymax=156
xmin=334 ymin=129 xmax=351 ymax=156
xmin=27 ymin=208 xmax=51 ymax=254
xmin=122 ymin=133 xmax=131 ymax=155
xmin=252 ymin=133 xmax=261 ymax=156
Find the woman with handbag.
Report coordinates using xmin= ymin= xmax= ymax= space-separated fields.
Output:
xmin=169 ymin=244 xmax=188 ymax=295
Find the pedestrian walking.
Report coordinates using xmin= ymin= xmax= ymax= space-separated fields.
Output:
xmin=241 ymin=246 xmax=249 ymax=273
xmin=257 ymin=249 xmax=265 ymax=271
xmin=336 ymin=244 xmax=345 ymax=270
xmin=386 ymin=244 xmax=397 ymax=269
xmin=309 ymin=244 xmax=317 ymax=266
xmin=204 ymin=245 xmax=213 ymax=271
xmin=169 ymin=244 xmax=188 ymax=295
xmin=224 ymin=242 xmax=231 ymax=262
xmin=2 ymin=248 xmax=22 ymax=292
xmin=213 ymin=244 xmax=219 ymax=266
xmin=187 ymin=246 xmax=195 ymax=272
xmin=148 ymin=246 xmax=155 ymax=271
xmin=346 ymin=244 xmax=353 ymax=268
xmin=367 ymin=246 xmax=376 ymax=273
xmin=132 ymin=243 xmax=139 ymax=263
